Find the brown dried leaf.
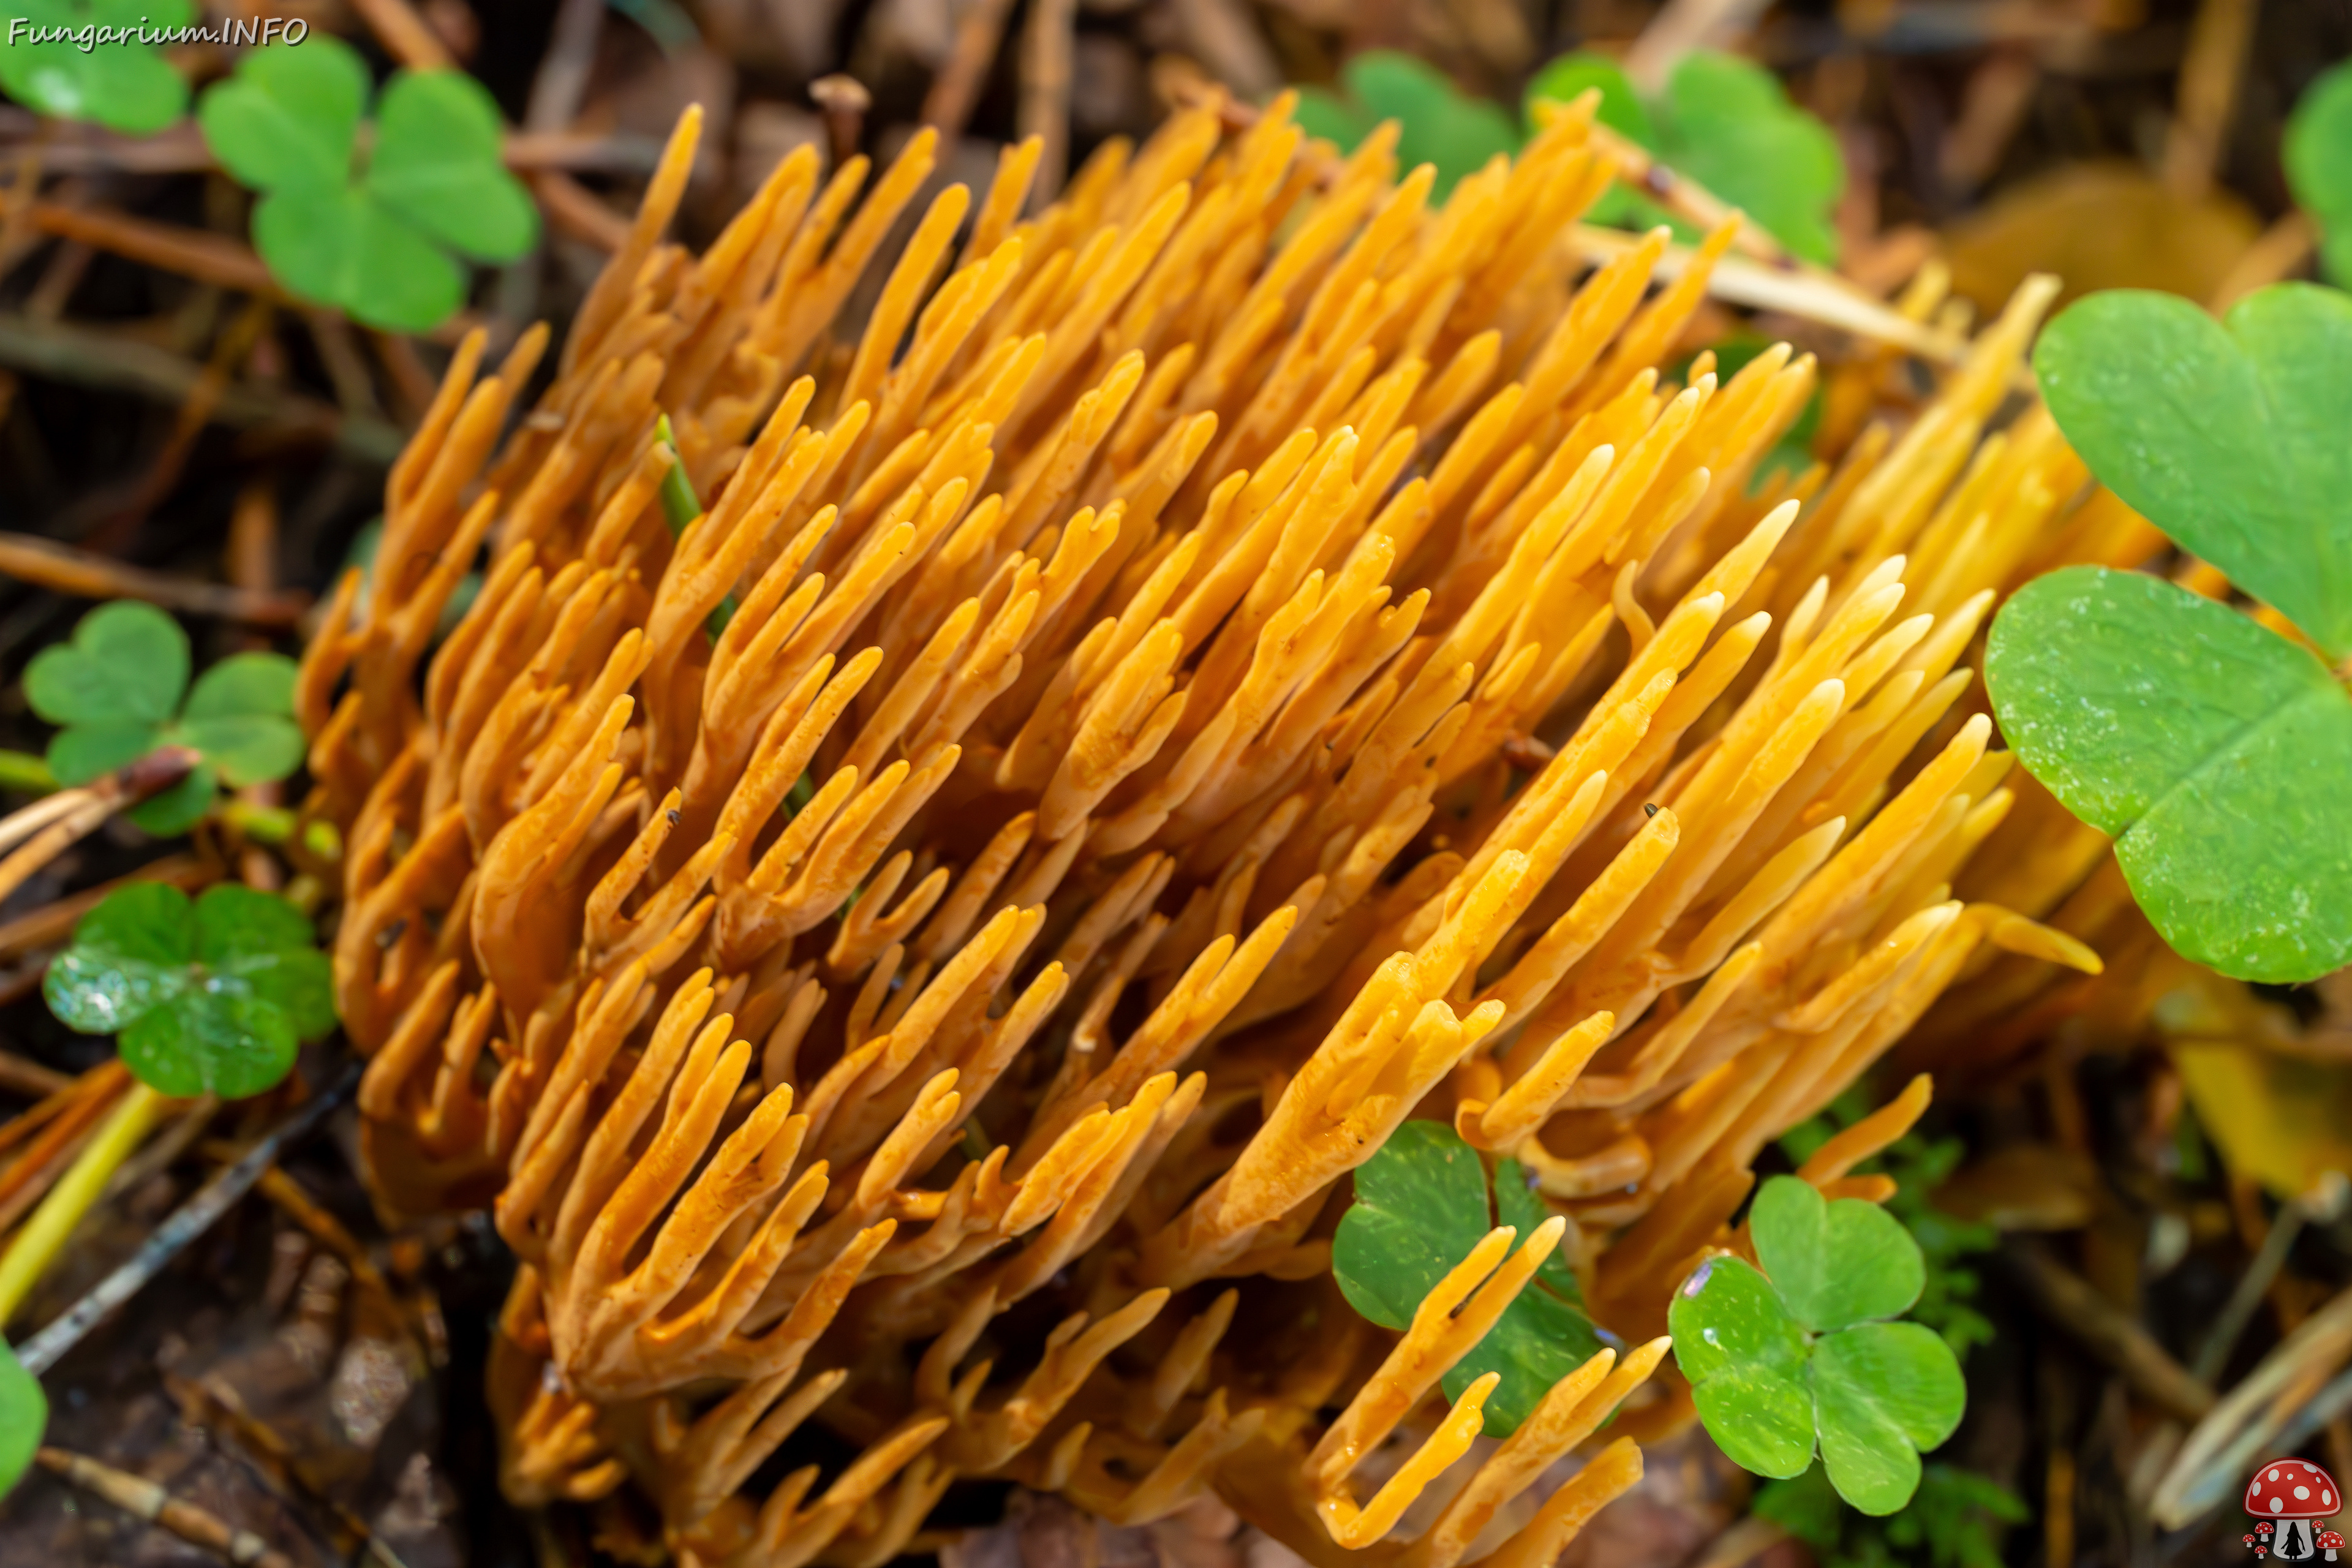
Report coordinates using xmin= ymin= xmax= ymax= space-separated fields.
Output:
xmin=1943 ymin=162 xmax=2261 ymax=314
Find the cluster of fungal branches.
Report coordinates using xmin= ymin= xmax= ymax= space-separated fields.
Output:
xmin=295 ymin=86 xmax=2135 ymax=1566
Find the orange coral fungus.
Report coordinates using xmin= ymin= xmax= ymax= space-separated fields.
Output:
xmin=302 ymin=91 xmax=2127 ymax=1566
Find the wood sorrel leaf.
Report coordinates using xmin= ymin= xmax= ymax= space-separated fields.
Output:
xmin=195 ymin=34 xmax=368 ymax=192
xmin=199 ymin=42 xmax=526 ymax=332
xmin=1986 ymin=564 xmax=2352 ymax=983
xmin=194 ymin=885 xmax=337 ymax=1042
xmin=1523 ymin=51 xmax=1843 ymax=263
xmin=1668 ymin=1254 xmax=1815 ymax=1479
xmin=44 ymin=883 xmax=333 ymax=1099
xmin=24 ymin=603 xmax=304 ymax=828
xmin=126 ymin=763 xmax=219 ymax=838
xmin=2032 ymin=284 xmax=2352 ymax=659
xmin=254 ymin=184 xmax=467 ymax=334
xmin=45 ymin=722 xmax=163 ymax=790
xmin=0 ymin=1338 xmax=43 ymax=1498
xmin=1333 ymin=1120 xmax=1605 ymax=1434
xmin=1345 ymin=53 xmax=1518 ymax=199
xmin=1671 ymin=1177 xmax=1962 ymax=1513
xmin=367 ymin=70 xmax=539 ymax=263
xmin=25 ymin=600 xmax=188 ymax=735
xmin=41 ymin=881 xmax=190 ymax=1035
xmin=178 ymin=652 xmax=304 ymax=788
xmin=0 ymin=0 xmax=194 ymax=134
xmin=2286 ymin=61 xmax=2352 ymax=288
xmin=1750 ymin=1170 xmax=1923 ymax=1332
xmin=1521 ymin=53 xmax=1654 ymax=145
xmin=1292 ymin=53 xmax=1518 ymax=200
xmin=123 ymin=984 xmax=298 ymax=1101
xmin=1812 ymin=1322 xmax=1966 ymax=1516
xmin=1660 ymin=53 xmax=1842 ymax=266
xmin=1333 ymin=1119 xmax=1488 ymax=1325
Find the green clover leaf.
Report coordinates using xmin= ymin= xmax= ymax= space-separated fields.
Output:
xmin=43 ymin=883 xmax=334 ymax=1099
xmin=368 ymin=70 xmax=540 ymax=261
xmin=0 ymin=0 xmax=193 ymax=133
xmin=1294 ymin=52 xmax=1520 ymax=200
xmin=197 ymin=37 xmax=538 ymax=332
xmin=1987 ymin=564 xmax=2352 ymax=983
xmin=1670 ymin=1176 xmax=1965 ymax=1515
xmin=181 ymin=652 xmax=306 ymax=788
xmin=194 ymin=30 xmax=368 ymax=191
xmin=2033 ymin=284 xmax=2352 ymax=661
xmin=1997 ymin=284 xmax=2352 ymax=981
xmin=25 ymin=598 xmax=187 ymax=732
xmin=1751 ymin=1163 xmax=1924 ymax=1332
xmin=0 ymin=1338 xmax=42 ymax=1498
xmin=1812 ymin=1322 xmax=1966 ymax=1512
xmin=2287 ymin=60 xmax=2352 ymax=287
xmin=1779 ymin=1090 xmax=1999 ymax=1360
xmin=1525 ymin=51 xmax=1844 ymax=265
xmin=1332 ymin=1120 xmax=1607 ymax=1434
xmin=22 ymin=601 xmax=304 ymax=837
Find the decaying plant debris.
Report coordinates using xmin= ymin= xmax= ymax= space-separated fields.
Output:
xmin=283 ymin=79 xmax=2161 ymax=1565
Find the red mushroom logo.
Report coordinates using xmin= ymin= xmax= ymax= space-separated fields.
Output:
xmin=2245 ymin=1460 xmax=2342 ymax=1561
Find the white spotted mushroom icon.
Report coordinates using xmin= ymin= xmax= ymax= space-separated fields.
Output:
xmin=2245 ymin=1459 xmax=2342 ymax=1562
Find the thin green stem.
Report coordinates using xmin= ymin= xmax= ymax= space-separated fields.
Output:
xmin=0 ymin=752 xmax=58 ymax=797
xmin=0 ymin=1084 xmax=165 ymax=1329
xmin=656 ymin=413 xmax=736 ymax=637
xmin=217 ymin=799 xmax=342 ymax=861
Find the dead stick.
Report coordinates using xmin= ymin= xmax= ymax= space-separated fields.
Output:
xmin=0 ymin=785 xmax=90 ymax=859
xmin=2162 ymin=0 xmax=2257 ymax=202
xmin=0 ymin=1088 xmax=121 ymax=1232
xmin=0 ymin=1049 xmax=67 ymax=1097
xmin=254 ymin=1166 xmax=405 ymax=1322
xmin=1189 ymin=86 xmax=1964 ymax=365
xmin=532 ymin=170 xmax=631 ymax=253
xmin=924 ymin=0 xmax=1019 ymax=137
xmin=1568 ymin=224 xmax=1967 ymax=364
xmin=2008 ymin=1242 xmax=2216 ymax=1422
xmin=0 ymin=749 xmax=203 ymax=908
xmin=811 ymin=75 xmax=872 ymax=171
xmin=164 ymin=1372 xmax=411 ymax=1568
xmin=36 ymin=1447 xmax=295 ymax=1568
xmin=1018 ymin=0 xmax=1078 ymax=203
xmin=103 ymin=296 xmax=277 ymax=544
xmin=15 ymin=1064 xmax=358 ymax=1374
xmin=0 ymin=197 xmax=281 ymax=297
xmin=0 ymin=1063 xmax=127 ymax=1163
xmin=345 ymin=0 xmax=454 ymax=69
xmin=0 ymin=532 xmax=311 ymax=623
xmin=524 ymin=0 xmax=604 ymax=134
xmin=1 ymin=126 xmax=666 ymax=177
xmin=0 ymin=314 xmax=402 ymax=464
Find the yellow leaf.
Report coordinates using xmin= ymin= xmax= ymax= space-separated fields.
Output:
xmin=2171 ymin=1040 xmax=2352 ymax=1202
xmin=1945 ymin=162 xmax=2261 ymax=316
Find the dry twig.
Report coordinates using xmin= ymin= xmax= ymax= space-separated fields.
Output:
xmin=2009 ymin=1242 xmax=2217 ymax=1422
xmin=0 ymin=314 xmax=401 ymax=464
xmin=922 ymin=0 xmax=1019 ymax=135
xmin=16 ymin=1066 xmax=358 ymax=1374
xmin=0 ymin=748 xmax=203 ymax=907
xmin=36 ymin=1447 xmax=295 ymax=1568
xmin=0 ymin=530 xmax=309 ymax=624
